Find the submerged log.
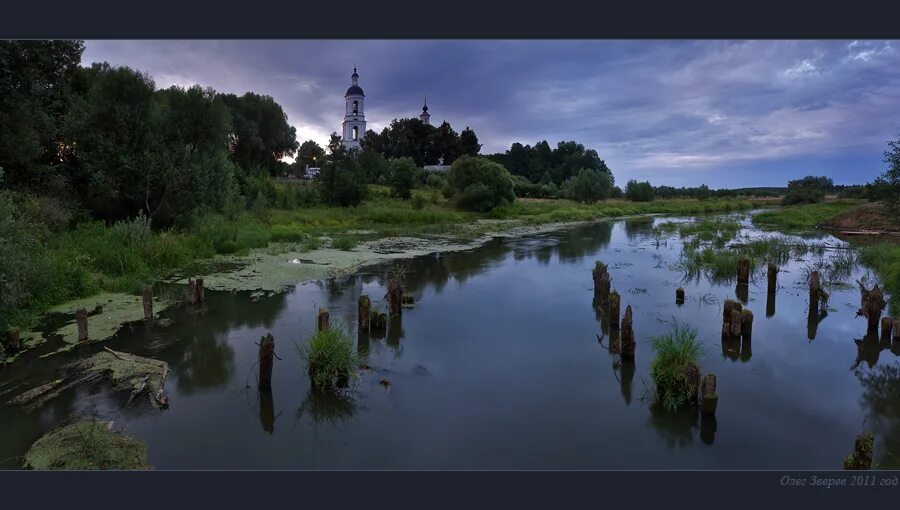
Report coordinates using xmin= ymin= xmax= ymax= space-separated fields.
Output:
xmin=675 ymin=287 xmax=685 ymax=305
xmin=75 ymin=308 xmax=88 ymax=342
xmin=736 ymin=257 xmax=750 ymax=285
xmin=620 ymin=305 xmax=635 ymax=361
xmin=857 ymin=282 xmax=886 ymax=332
xmin=142 ymin=286 xmax=153 ymax=320
xmin=843 ymin=432 xmax=874 ymax=470
xmin=358 ymin=295 xmax=371 ymax=332
xmin=317 ymin=308 xmax=330 ymax=331
xmin=700 ymin=374 xmax=717 ymax=415
xmin=258 ymin=333 xmax=275 ymax=391
xmin=608 ymin=291 xmax=620 ymax=330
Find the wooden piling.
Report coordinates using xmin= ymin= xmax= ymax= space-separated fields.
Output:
xmin=142 ymin=286 xmax=153 ymax=320
xmin=621 ymin=305 xmax=635 ymax=361
xmin=766 ymin=288 xmax=776 ymax=318
xmin=857 ymin=282 xmax=886 ymax=332
xmin=809 ymin=271 xmax=821 ymax=310
xmin=186 ymin=278 xmax=197 ymax=304
xmin=675 ymin=287 xmax=685 ymax=305
xmin=5 ymin=328 xmax=21 ymax=351
xmin=599 ymin=272 xmax=611 ymax=307
xmin=722 ymin=300 xmax=742 ymax=336
xmin=196 ymin=277 xmax=205 ymax=304
xmin=730 ymin=308 xmax=742 ymax=337
xmin=741 ymin=309 xmax=754 ymax=339
xmin=75 ymin=308 xmax=88 ymax=342
xmin=258 ymin=333 xmax=275 ymax=391
xmin=317 ymin=308 xmax=330 ymax=331
xmin=386 ymin=279 xmax=403 ymax=317
xmin=592 ymin=261 xmax=608 ymax=296
xmin=843 ymin=432 xmax=873 ymax=470
xmin=880 ymin=317 xmax=894 ymax=341
xmin=608 ymin=290 xmax=620 ymax=330
xmin=736 ymin=257 xmax=750 ymax=285
xmin=700 ymin=374 xmax=717 ymax=415
xmin=767 ymin=263 xmax=778 ymax=293
xmin=358 ymin=295 xmax=371 ymax=332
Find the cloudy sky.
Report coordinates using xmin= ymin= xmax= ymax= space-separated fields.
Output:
xmin=82 ymin=40 xmax=900 ymax=187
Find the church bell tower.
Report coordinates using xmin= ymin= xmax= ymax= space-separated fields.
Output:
xmin=342 ymin=67 xmax=366 ymax=150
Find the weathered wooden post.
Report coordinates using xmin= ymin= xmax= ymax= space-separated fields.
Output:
xmin=358 ymin=295 xmax=371 ymax=332
xmin=621 ymin=305 xmax=635 ymax=361
xmin=75 ymin=308 xmax=88 ymax=342
xmin=5 ymin=328 xmax=21 ymax=351
xmin=741 ymin=309 xmax=753 ymax=339
xmin=675 ymin=287 xmax=685 ymax=306
xmin=730 ymin=308 xmax=742 ymax=337
xmin=766 ymin=287 xmax=776 ymax=318
xmin=843 ymin=432 xmax=874 ymax=470
xmin=767 ymin=263 xmax=778 ymax=293
xmin=700 ymin=374 xmax=717 ymax=415
xmin=258 ymin=333 xmax=275 ymax=391
xmin=880 ymin=317 xmax=894 ymax=342
xmin=142 ymin=286 xmax=153 ymax=320
xmin=196 ymin=277 xmax=205 ymax=304
xmin=386 ymin=279 xmax=403 ymax=317
xmin=317 ymin=308 xmax=330 ymax=331
xmin=809 ymin=271 xmax=821 ymax=311
xmin=599 ymin=272 xmax=611 ymax=307
xmin=608 ymin=290 xmax=620 ymax=330
xmin=857 ymin=282 xmax=886 ymax=332
xmin=592 ymin=261 xmax=608 ymax=298
xmin=736 ymin=257 xmax=750 ymax=286
xmin=186 ymin=278 xmax=197 ymax=304
xmin=722 ymin=300 xmax=742 ymax=337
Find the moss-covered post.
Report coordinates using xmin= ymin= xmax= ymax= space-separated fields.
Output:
xmin=186 ymin=278 xmax=197 ymax=304
xmin=700 ymin=374 xmax=717 ymax=415
xmin=317 ymin=308 xmax=330 ymax=331
xmin=880 ymin=317 xmax=894 ymax=342
xmin=358 ymin=295 xmax=371 ymax=332
xmin=258 ymin=333 xmax=275 ymax=391
xmin=142 ymin=286 xmax=153 ymax=320
xmin=857 ymin=283 xmax=886 ymax=332
xmin=843 ymin=432 xmax=874 ymax=470
xmin=75 ymin=308 xmax=88 ymax=342
xmin=675 ymin=287 xmax=685 ymax=306
xmin=608 ymin=290 xmax=620 ymax=331
xmin=196 ymin=277 xmax=205 ymax=304
xmin=741 ymin=309 xmax=754 ymax=339
xmin=621 ymin=305 xmax=635 ymax=361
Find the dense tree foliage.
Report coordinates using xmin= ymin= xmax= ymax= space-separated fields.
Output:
xmin=362 ymin=118 xmax=478 ymax=167
xmin=294 ymin=140 xmax=326 ymax=171
xmin=782 ymin=176 xmax=833 ymax=205
xmin=485 ymin=140 xmax=613 ymax=187
xmin=389 ymin=157 xmax=417 ymax=199
xmin=561 ymin=168 xmax=612 ymax=203
xmin=879 ymin=136 xmax=900 ymax=211
xmin=625 ymin=180 xmax=654 ymax=202
xmin=447 ymin=156 xmax=515 ymax=212
xmin=318 ymin=134 xmax=368 ymax=207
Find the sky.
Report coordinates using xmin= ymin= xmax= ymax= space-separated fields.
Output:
xmin=82 ymin=40 xmax=900 ymax=188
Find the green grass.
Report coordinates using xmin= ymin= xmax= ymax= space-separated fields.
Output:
xmin=859 ymin=244 xmax=900 ymax=315
xmin=299 ymin=325 xmax=358 ymax=392
xmin=331 ymin=236 xmax=360 ymax=251
xmin=751 ymin=200 xmax=865 ymax=230
xmin=649 ymin=321 xmax=705 ymax=411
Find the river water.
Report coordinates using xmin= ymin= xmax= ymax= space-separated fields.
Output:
xmin=2 ymin=214 xmax=898 ymax=469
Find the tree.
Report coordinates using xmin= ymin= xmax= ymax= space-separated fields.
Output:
xmin=295 ymin=140 xmax=326 ymax=171
xmin=220 ymin=92 xmax=298 ymax=175
xmin=447 ymin=155 xmax=515 ymax=212
xmin=782 ymin=175 xmax=832 ymax=205
xmin=389 ymin=157 xmax=417 ymax=199
xmin=318 ymin=133 xmax=368 ymax=207
xmin=561 ymin=168 xmax=612 ymax=203
xmin=459 ymin=127 xmax=481 ymax=156
xmin=880 ymin=136 xmax=900 ymax=212
xmin=357 ymin=148 xmax=390 ymax=184
xmin=625 ymin=180 xmax=654 ymax=202
xmin=696 ymin=184 xmax=711 ymax=200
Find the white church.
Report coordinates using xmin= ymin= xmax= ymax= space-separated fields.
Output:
xmin=340 ymin=67 xmax=431 ymax=150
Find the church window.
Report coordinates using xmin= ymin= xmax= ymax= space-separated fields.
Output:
xmin=352 ymin=100 xmax=358 ymax=114
xmin=352 ymin=126 xmax=359 ymax=140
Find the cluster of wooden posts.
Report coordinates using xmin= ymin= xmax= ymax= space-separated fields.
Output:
xmin=593 ymin=262 xmax=635 ymax=360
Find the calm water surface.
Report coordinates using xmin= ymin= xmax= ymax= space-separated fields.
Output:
xmin=2 ymin=214 xmax=898 ymax=469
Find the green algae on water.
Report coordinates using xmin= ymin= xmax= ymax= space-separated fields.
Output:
xmin=23 ymin=420 xmax=149 ymax=470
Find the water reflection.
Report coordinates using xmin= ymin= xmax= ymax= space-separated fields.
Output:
xmin=648 ymin=402 xmax=699 ymax=448
xmin=700 ymin=414 xmax=717 ymax=445
xmin=386 ymin=315 xmax=404 ymax=351
xmin=617 ymin=360 xmax=635 ymax=405
xmin=856 ymin=363 xmax=900 ymax=468
xmin=853 ymin=333 xmax=893 ymax=370
xmin=259 ymin=389 xmax=275 ymax=434
xmin=766 ymin=290 xmax=776 ymax=318
xmin=624 ymin=217 xmax=654 ymax=241
xmin=297 ymin=390 xmax=357 ymax=425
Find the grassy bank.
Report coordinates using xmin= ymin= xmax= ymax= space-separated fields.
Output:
xmin=0 ymin=188 xmax=765 ymax=334
xmin=859 ymin=244 xmax=900 ymax=316
xmin=750 ymin=199 xmax=866 ymax=230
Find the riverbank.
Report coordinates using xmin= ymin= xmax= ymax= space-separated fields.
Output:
xmin=1 ymin=193 xmax=768 ymax=365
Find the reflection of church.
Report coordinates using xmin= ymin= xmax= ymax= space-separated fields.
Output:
xmin=341 ymin=67 xmax=431 ymax=150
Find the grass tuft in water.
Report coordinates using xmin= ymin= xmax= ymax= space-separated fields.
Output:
xmin=299 ymin=324 xmax=358 ymax=392
xmin=649 ymin=320 xmax=705 ymax=412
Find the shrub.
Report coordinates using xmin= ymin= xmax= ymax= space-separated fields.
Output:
xmin=560 ymin=168 xmax=612 ymax=203
xmin=782 ymin=176 xmax=832 ymax=205
xmin=625 ymin=180 xmax=654 ymax=202
xmin=649 ymin=321 xmax=704 ymax=411
xmin=331 ymin=236 xmax=359 ymax=251
xmin=300 ymin=325 xmax=357 ymax=392
xmin=411 ymin=195 xmax=427 ymax=210
xmin=388 ymin=157 xmax=417 ymax=200
xmin=696 ymin=184 xmax=711 ymax=200
xmin=318 ymin=154 xmax=368 ymax=207
xmin=611 ymin=186 xmax=624 ymax=199
xmin=426 ymin=173 xmax=446 ymax=189
xmin=447 ymin=155 xmax=515 ymax=212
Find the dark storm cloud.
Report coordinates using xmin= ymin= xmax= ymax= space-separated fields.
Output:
xmin=82 ymin=40 xmax=900 ymax=186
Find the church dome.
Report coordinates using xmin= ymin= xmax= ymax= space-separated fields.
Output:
xmin=345 ymin=85 xmax=365 ymax=97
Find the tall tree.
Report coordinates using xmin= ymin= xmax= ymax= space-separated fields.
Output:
xmin=219 ymin=92 xmax=298 ymax=174
xmin=295 ymin=140 xmax=326 ymax=170
xmin=459 ymin=127 xmax=481 ymax=156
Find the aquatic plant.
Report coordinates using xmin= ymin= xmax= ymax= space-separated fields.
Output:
xmin=331 ymin=236 xmax=359 ymax=251
xmin=300 ymin=325 xmax=358 ymax=392
xmin=649 ymin=321 xmax=705 ymax=411
xmin=859 ymin=244 xmax=900 ymax=316
xmin=23 ymin=420 xmax=149 ymax=470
